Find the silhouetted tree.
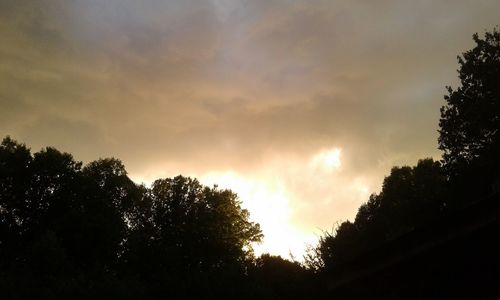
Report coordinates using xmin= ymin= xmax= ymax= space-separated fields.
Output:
xmin=0 ymin=137 xmax=264 ymax=299
xmin=122 ymin=176 xmax=263 ymax=297
xmin=360 ymin=159 xmax=446 ymax=238
xmin=439 ymin=27 xmax=500 ymax=199
xmin=309 ymin=159 xmax=446 ymax=270
xmin=304 ymin=28 xmax=500 ymax=299
xmin=0 ymin=137 xmax=32 ymax=252
xmin=250 ymin=254 xmax=314 ymax=299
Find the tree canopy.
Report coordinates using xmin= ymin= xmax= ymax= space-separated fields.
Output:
xmin=306 ymin=159 xmax=446 ymax=271
xmin=439 ymin=27 xmax=500 ymax=196
xmin=309 ymin=28 xmax=500 ymax=274
xmin=0 ymin=137 xmax=263 ymax=298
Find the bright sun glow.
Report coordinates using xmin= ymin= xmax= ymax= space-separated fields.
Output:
xmin=199 ymin=171 xmax=314 ymax=259
xmin=198 ymin=148 xmax=344 ymax=259
xmin=310 ymin=148 xmax=342 ymax=172
xmin=130 ymin=146 xmax=362 ymax=261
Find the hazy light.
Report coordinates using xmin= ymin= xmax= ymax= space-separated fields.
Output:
xmin=128 ymin=146 xmax=373 ymax=261
xmin=310 ymin=148 xmax=342 ymax=172
xmin=199 ymin=171 xmax=312 ymax=258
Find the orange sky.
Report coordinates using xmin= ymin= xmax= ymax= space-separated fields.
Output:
xmin=1 ymin=0 xmax=499 ymax=259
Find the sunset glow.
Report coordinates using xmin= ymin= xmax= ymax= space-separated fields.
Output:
xmin=2 ymin=0 xmax=498 ymax=260
xmin=130 ymin=147 xmax=370 ymax=259
xmin=310 ymin=148 xmax=342 ymax=172
xmin=2 ymin=1 xmax=499 ymax=297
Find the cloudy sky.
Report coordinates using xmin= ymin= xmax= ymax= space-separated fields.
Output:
xmin=1 ymin=0 xmax=499 ymax=258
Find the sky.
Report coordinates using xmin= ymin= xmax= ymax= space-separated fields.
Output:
xmin=1 ymin=0 xmax=499 ymax=259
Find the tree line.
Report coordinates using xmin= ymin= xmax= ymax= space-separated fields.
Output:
xmin=0 ymin=27 xmax=499 ymax=299
xmin=0 ymin=137 xmax=316 ymax=299
xmin=303 ymin=27 xmax=500 ymax=298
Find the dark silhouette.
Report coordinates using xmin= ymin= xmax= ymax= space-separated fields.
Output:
xmin=249 ymin=254 xmax=315 ymax=299
xmin=1 ymin=27 xmax=500 ymax=299
xmin=439 ymin=27 xmax=500 ymax=204
xmin=307 ymin=28 xmax=500 ymax=299
xmin=0 ymin=138 xmax=272 ymax=299
xmin=305 ymin=159 xmax=447 ymax=272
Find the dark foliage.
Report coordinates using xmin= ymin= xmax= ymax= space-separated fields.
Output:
xmin=0 ymin=137 xmax=271 ymax=299
xmin=439 ymin=27 xmax=500 ymax=201
xmin=249 ymin=254 xmax=316 ymax=299
xmin=306 ymin=159 xmax=447 ymax=272
xmin=307 ymin=28 xmax=500 ymax=298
